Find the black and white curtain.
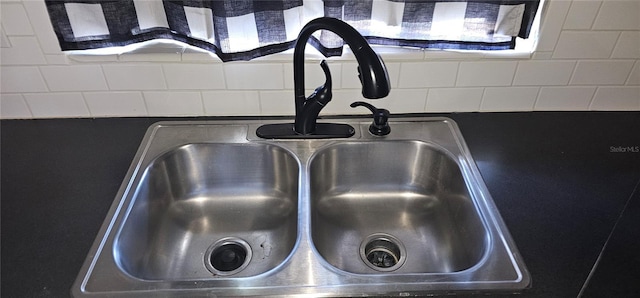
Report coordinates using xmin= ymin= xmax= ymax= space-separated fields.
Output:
xmin=45 ymin=0 xmax=540 ymax=61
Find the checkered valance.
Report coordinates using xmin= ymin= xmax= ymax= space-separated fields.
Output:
xmin=45 ymin=0 xmax=540 ymax=61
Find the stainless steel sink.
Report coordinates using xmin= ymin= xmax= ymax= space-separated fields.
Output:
xmin=73 ymin=118 xmax=530 ymax=297
xmin=309 ymin=141 xmax=487 ymax=274
xmin=115 ymin=143 xmax=299 ymax=280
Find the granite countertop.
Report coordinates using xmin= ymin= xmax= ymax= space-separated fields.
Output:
xmin=2 ymin=112 xmax=639 ymax=297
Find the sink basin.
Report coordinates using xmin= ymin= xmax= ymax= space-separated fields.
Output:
xmin=309 ymin=141 xmax=487 ymax=274
xmin=73 ymin=119 xmax=529 ymax=297
xmin=115 ymin=143 xmax=299 ymax=280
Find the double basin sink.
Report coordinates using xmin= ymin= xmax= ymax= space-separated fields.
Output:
xmin=73 ymin=117 xmax=530 ymax=297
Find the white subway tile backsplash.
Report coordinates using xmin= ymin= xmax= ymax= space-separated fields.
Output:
xmin=84 ymin=91 xmax=147 ymax=117
xmin=341 ymin=62 xmax=360 ymax=89
xmin=24 ymin=92 xmax=89 ymax=118
xmin=144 ymin=91 xmax=203 ymax=116
xmin=202 ymin=91 xmax=261 ymax=116
xmin=514 ymin=61 xmax=575 ymax=86
xmin=22 ymin=0 xmax=61 ymax=54
xmin=0 ymin=94 xmax=31 ymax=118
xmin=481 ymin=87 xmax=539 ymax=111
xmin=0 ymin=3 xmax=34 ymax=35
xmin=102 ymin=65 xmax=166 ymax=90
xmin=612 ymin=31 xmax=640 ymax=59
xmin=536 ymin=0 xmax=571 ymax=52
xmin=563 ymin=0 xmax=601 ymax=30
xmin=456 ymin=61 xmax=517 ymax=87
xmin=386 ymin=62 xmax=401 ymax=88
xmin=593 ymin=0 xmax=640 ymax=30
xmin=224 ymin=63 xmax=284 ymax=90
xmin=426 ymin=88 xmax=483 ymax=112
xmin=44 ymin=54 xmax=69 ymax=65
xmin=40 ymin=65 xmax=108 ymax=91
xmin=627 ymin=62 xmax=640 ymax=85
xmin=375 ymin=89 xmax=427 ymax=114
xmin=324 ymin=89 xmax=365 ymax=115
xmin=162 ymin=64 xmax=225 ymax=90
xmin=531 ymin=51 xmax=553 ymax=60
xmin=1 ymin=29 xmax=10 ymax=47
xmin=535 ymin=87 xmax=596 ymax=110
xmin=591 ymin=87 xmax=640 ymax=110
xmin=258 ymin=90 xmax=295 ymax=116
xmin=398 ymin=62 xmax=458 ymax=88
xmin=570 ymin=60 xmax=634 ymax=85
xmin=1 ymin=36 xmax=46 ymax=65
xmin=1 ymin=66 xmax=48 ymax=93
xmin=552 ymin=31 xmax=619 ymax=59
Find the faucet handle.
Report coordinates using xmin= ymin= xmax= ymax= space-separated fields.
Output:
xmin=350 ymin=101 xmax=391 ymax=136
xmin=313 ymin=60 xmax=332 ymax=105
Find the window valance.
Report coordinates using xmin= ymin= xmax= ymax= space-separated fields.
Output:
xmin=45 ymin=0 xmax=541 ymax=61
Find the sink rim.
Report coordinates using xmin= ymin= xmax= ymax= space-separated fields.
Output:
xmin=72 ymin=117 xmax=530 ymax=297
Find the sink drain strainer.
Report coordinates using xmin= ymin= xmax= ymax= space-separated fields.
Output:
xmin=205 ymin=237 xmax=252 ymax=276
xmin=360 ymin=233 xmax=406 ymax=272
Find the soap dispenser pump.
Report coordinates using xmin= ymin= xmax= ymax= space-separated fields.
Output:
xmin=350 ymin=101 xmax=391 ymax=136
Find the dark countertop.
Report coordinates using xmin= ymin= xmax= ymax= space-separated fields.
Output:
xmin=2 ymin=112 xmax=639 ymax=297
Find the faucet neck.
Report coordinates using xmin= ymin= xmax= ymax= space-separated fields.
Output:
xmin=293 ymin=19 xmax=333 ymax=118
xmin=293 ymin=17 xmax=390 ymax=134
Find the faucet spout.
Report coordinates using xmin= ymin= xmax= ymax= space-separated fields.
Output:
xmin=293 ymin=17 xmax=390 ymax=135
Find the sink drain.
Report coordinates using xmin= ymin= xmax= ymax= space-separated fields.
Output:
xmin=205 ymin=237 xmax=252 ymax=276
xmin=360 ymin=233 xmax=406 ymax=272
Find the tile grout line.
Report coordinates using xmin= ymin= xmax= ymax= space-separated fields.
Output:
xmin=577 ymin=177 xmax=640 ymax=297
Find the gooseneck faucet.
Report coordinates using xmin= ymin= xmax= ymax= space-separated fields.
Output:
xmin=256 ymin=17 xmax=390 ymax=139
xmin=293 ymin=17 xmax=390 ymax=134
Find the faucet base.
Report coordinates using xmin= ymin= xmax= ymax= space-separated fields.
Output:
xmin=256 ymin=123 xmax=355 ymax=139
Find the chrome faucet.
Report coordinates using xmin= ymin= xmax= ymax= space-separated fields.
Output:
xmin=257 ymin=17 xmax=390 ymax=139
